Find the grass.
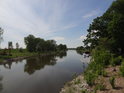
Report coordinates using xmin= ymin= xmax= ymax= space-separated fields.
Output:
xmin=84 ymin=48 xmax=112 ymax=86
xmin=120 ymin=60 xmax=124 ymax=76
xmin=0 ymin=49 xmax=36 ymax=60
xmin=0 ymin=49 xmax=67 ymax=62
xmin=74 ymin=78 xmax=81 ymax=84
xmin=109 ymin=76 xmax=115 ymax=89
xmin=94 ymin=83 xmax=105 ymax=91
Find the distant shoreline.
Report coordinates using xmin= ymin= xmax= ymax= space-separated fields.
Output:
xmin=0 ymin=51 xmax=66 ymax=64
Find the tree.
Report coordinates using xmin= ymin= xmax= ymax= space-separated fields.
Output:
xmin=24 ymin=35 xmax=36 ymax=52
xmin=83 ymin=0 xmax=124 ymax=54
xmin=36 ymin=39 xmax=45 ymax=52
xmin=76 ymin=46 xmax=84 ymax=50
xmin=83 ymin=16 xmax=109 ymax=49
xmin=24 ymin=35 xmax=59 ymax=52
xmin=45 ymin=40 xmax=57 ymax=51
xmin=8 ymin=42 xmax=13 ymax=55
xmin=0 ymin=27 xmax=4 ymax=48
xmin=57 ymin=44 xmax=67 ymax=50
xmin=8 ymin=42 xmax=13 ymax=49
xmin=16 ymin=42 xmax=19 ymax=49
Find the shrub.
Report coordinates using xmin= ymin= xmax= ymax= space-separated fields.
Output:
xmin=92 ymin=49 xmax=111 ymax=66
xmin=109 ymin=76 xmax=115 ymax=89
xmin=120 ymin=60 xmax=124 ymax=76
xmin=102 ymin=70 xmax=108 ymax=77
xmin=81 ymin=89 xmax=88 ymax=93
xmin=95 ymin=83 xmax=105 ymax=91
xmin=84 ymin=71 xmax=97 ymax=86
xmin=84 ymin=49 xmax=112 ymax=86
xmin=74 ymin=78 xmax=80 ymax=84
xmin=19 ymin=48 xmax=23 ymax=52
xmin=110 ymin=56 xmax=122 ymax=66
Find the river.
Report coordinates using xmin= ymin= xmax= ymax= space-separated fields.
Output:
xmin=0 ymin=50 xmax=90 ymax=93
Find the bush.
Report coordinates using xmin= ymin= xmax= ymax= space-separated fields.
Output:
xmin=81 ymin=89 xmax=88 ymax=93
xmin=110 ymin=56 xmax=122 ymax=66
xmin=92 ymin=49 xmax=111 ymax=66
xmin=19 ymin=48 xmax=23 ymax=52
xmin=95 ymin=83 xmax=105 ymax=91
xmin=102 ymin=70 xmax=108 ymax=77
xmin=120 ymin=60 xmax=124 ymax=76
xmin=84 ymin=71 xmax=97 ymax=86
xmin=84 ymin=49 xmax=112 ymax=86
xmin=74 ymin=78 xmax=80 ymax=84
xmin=109 ymin=76 xmax=115 ymax=89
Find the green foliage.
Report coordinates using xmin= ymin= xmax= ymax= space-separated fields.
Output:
xmin=76 ymin=46 xmax=84 ymax=50
xmin=120 ymin=60 xmax=124 ymax=77
xmin=57 ymin=44 xmax=67 ymax=51
xmin=19 ymin=48 xmax=23 ymax=52
xmin=95 ymin=83 xmax=105 ymax=91
xmin=24 ymin=35 xmax=67 ymax=53
xmin=102 ymin=70 xmax=108 ymax=77
xmin=84 ymin=71 xmax=97 ymax=86
xmin=109 ymin=76 xmax=115 ymax=89
xmin=83 ymin=0 xmax=124 ymax=91
xmin=92 ymin=48 xmax=111 ymax=66
xmin=84 ymin=49 xmax=111 ymax=86
xmin=83 ymin=0 xmax=124 ymax=54
xmin=0 ymin=27 xmax=4 ymax=46
xmin=81 ymin=89 xmax=88 ymax=93
xmin=24 ymin=35 xmax=37 ymax=52
xmin=74 ymin=79 xmax=80 ymax=84
xmin=0 ymin=49 xmax=37 ymax=61
xmin=110 ymin=56 xmax=122 ymax=66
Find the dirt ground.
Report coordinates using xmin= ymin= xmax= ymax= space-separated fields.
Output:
xmin=97 ymin=66 xmax=124 ymax=93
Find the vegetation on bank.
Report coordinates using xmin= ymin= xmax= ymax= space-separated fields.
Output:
xmin=24 ymin=35 xmax=67 ymax=53
xmin=0 ymin=49 xmax=37 ymax=62
xmin=82 ymin=0 xmax=124 ymax=92
xmin=0 ymin=34 xmax=67 ymax=62
xmin=60 ymin=0 xmax=124 ymax=92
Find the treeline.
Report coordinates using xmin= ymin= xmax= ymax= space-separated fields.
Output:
xmin=24 ymin=34 xmax=67 ymax=52
xmin=76 ymin=46 xmax=84 ymax=50
xmin=82 ymin=0 xmax=124 ymax=91
xmin=83 ymin=0 xmax=124 ymax=54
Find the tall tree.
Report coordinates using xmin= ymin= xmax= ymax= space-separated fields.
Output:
xmin=24 ymin=35 xmax=36 ymax=52
xmin=0 ymin=27 xmax=4 ymax=48
xmin=83 ymin=0 xmax=124 ymax=54
xmin=16 ymin=42 xmax=19 ymax=49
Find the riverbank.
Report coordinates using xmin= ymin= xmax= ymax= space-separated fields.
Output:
xmin=60 ymin=74 xmax=90 ymax=93
xmin=60 ymin=49 xmax=124 ymax=93
xmin=0 ymin=49 xmax=66 ymax=63
xmin=60 ymin=65 xmax=124 ymax=93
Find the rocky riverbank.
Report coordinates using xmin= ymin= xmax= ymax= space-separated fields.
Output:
xmin=60 ymin=66 xmax=124 ymax=93
xmin=60 ymin=75 xmax=91 ymax=93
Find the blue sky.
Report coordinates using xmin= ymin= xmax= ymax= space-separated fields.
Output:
xmin=0 ymin=0 xmax=114 ymax=48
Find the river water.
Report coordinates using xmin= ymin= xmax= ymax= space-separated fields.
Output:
xmin=0 ymin=50 xmax=90 ymax=93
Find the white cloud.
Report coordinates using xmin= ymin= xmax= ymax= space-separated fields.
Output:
xmin=51 ymin=36 xmax=65 ymax=41
xmin=79 ymin=35 xmax=86 ymax=40
xmin=0 ymin=0 xmax=76 ymax=48
xmin=82 ymin=10 xmax=100 ymax=19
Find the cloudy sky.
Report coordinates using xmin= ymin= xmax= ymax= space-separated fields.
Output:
xmin=0 ymin=0 xmax=114 ymax=48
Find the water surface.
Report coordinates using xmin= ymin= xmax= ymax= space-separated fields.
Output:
xmin=0 ymin=50 xmax=90 ymax=93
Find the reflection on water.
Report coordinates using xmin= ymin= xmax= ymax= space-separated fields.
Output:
xmin=0 ymin=51 xmax=90 ymax=93
xmin=24 ymin=55 xmax=57 ymax=75
xmin=0 ymin=76 xmax=3 ymax=92
xmin=76 ymin=50 xmax=83 ymax=55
